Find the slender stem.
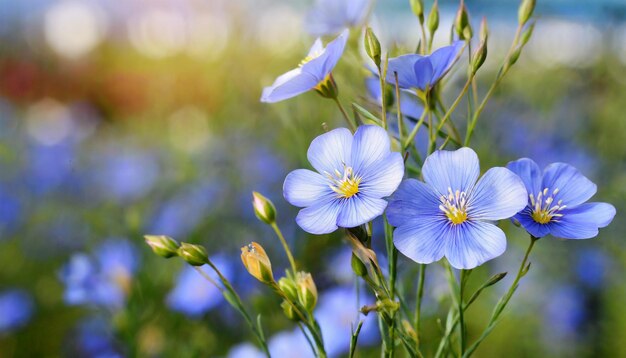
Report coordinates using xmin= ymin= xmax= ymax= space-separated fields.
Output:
xmin=394 ymin=72 xmax=405 ymax=142
xmin=378 ymin=57 xmax=389 ymax=130
xmin=333 ymin=97 xmax=357 ymax=132
xmin=436 ymin=76 xmax=473 ymax=133
xmin=270 ymin=223 xmax=297 ymax=275
xmin=403 ymin=105 xmax=428 ymax=152
xmin=414 ymin=264 xmax=426 ymax=350
xmin=459 ymin=270 xmax=467 ymax=355
xmin=419 ymin=20 xmax=428 ymax=55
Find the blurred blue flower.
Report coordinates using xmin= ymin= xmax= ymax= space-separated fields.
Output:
xmin=72 ymin=317 xmax=122 ymax=358
xmin=575 ymin=248 xmax=609 ymax=289
xmin=386 ymin=41 xmax=464 ymax=90
xmin=60 ymin=239 xmax=138 ymax=310
xmin=284 ymin=126 xmax=404 ymax=234
xmin=25 ymin=141 xmax=78 ymax=195
xmin=227 ymin=342 xmax=266 ymax=358
xmin=0 ymin=289 xmax=34 ymax=333
xmin=388 ymin=147 xmax=527 ymax=269
xmin=306 ymin=0 xmax=370 ymax=36
xmin=166 ymin=255 xmax=232 ymax=317
xmin=0 ymin=185 xmax=22 ymax=237
xmin=543 ymin=285 xmax=586 ymax=340
xmin=507 ymin=158 xmax=616 ymax=239
xmin=261 ymin=30 xmax=348 ymax=103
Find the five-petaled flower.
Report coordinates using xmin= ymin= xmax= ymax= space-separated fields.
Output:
xmin=386 ymin=41 xmax=464 ymax=91
xmin=387 ymin=147 xmax=527 ymax=269
xmin=306 ymin=0 xmax=370 ymax=36
xmin=283 ymin=125 xmax=404 ymax=235
xmin=261 ymin=29 xmax=349 ymax=103
xmin=506 ymin=158 xmax=616 ymax=239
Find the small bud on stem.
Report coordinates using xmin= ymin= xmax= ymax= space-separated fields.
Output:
xmin=178 ymin=243 xmax=208 ymax=266
xmin=144 ymin=235 xmax=179 ymax=258
xmin=252 ymin=191 xmax=276 ymax=225
xmin=241 ymin=242 xmax=275 ymax=284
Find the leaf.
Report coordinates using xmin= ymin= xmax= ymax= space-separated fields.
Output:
xmin=352 ymin=103 xmax=382 ymax=126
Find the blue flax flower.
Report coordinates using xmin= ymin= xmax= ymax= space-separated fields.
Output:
xmin=284 ymin=125 xmax=404 ymax=234
xmin=387 ymin=147 xmax=527 ymax=269
xmin=261 ymin=29 xmax=348 ymax=103
xmin=0 ymin=289 xmax=34 ymax=333
xmin=506 ymin=158 xmax=615 ymax=239
xmin=386 ymin=41 xmax=464 ymax=91
xmin=306 ymin=0 xmax=369 ymax=36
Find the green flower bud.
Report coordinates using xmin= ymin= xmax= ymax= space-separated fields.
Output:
xmin=351 ymin=253 xmax=368 ymax=277
xmin=144 ymin=235 xmax=179 ymax=258
xmin=278 ymin=276 xmax=298 ymax=302
xmin=518 ymin=0 xmax=536 ymax=26
xmin=410 ymin=0 xmax=424 ymax=22
xmin=479 ymin=17 xmax=489 ymax=44
xmin=427 ymin=0 xmax=439 ymax=35
xmin=364 ymin=27 xmax=382 ymax=68
xmin=296 ymin=272 xmax=318 ymax=313
xmin=281 ymin=300 xmax=299 ymax=321
xmin=471 ymin=42 xmax=487 ymax=73
xmin=241 ymin=242 xmax=274 ymax=284
xmin=252 ymin=191 xmax=276 ymax=225
xmin=520 ymin=22 xmax=535 ymax=46
xmin=508 ymin=47 xmax=522 ymax=67
xmin=454 ymin=2 xmax=473 ymax=40
xmin=178 ymin=243 xmax=208 ymax=266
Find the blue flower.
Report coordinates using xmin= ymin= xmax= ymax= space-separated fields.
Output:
xmin=283 ymin=125 xmax=404 ymax=234
xmin=387 ymin=147 xmax=527 ymax=269
xmin=0 ymin=289 xmax=34 ymax=333
xmin=261 ymin=29 xmax=348 ymax=103
xmin=386 ymin=41 xmax=464 ymax=91
xmin=305 ymin=0 xmax=370 ymax=36
xmin=506 ymin=158 xmax=616 ymax=239
xmin=365 ymin=76 xmax=424 ymax=120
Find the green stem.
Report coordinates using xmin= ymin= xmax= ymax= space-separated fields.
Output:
xmin=394 ymin=72 xmax=405 ymax=142
xmin=414 ymin=264 xmax=426 ymax=350
xmin=459 ymin=270 xmax=468 ymax=355
xmin=270 ymin=223 xmax=297 ymax=275
xmin=436 ymin=76 xmax=473 ymax=134
xmin=378 ymin=57 xmax=389 ymax=130
xmin=333 ymin=97 xmax=357 ymax=132
xmin=403 ymin=106 xmax=428 ymax=152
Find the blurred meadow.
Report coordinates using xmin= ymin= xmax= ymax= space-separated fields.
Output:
xmin=1 ymin=0 xmax=626 ymax=357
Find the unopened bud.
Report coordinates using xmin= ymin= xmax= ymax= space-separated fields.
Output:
xmin=508 ymin=47 xmax=522 ymax=67
xmin=479 ymin=17 xmax=489 ymax=44
xmin=252 ymin=191 xmax=276 ymax=225
xmin=520 ymin=22 xmax=535 ymax=46
xmin=351 ymin=253 xmax=368 ymax=277
xmin=241 ymin=242 xmax=274 ymax=284
xmin=178 ymin=243 xmax=208 ymax=266
xmin=364 ymin=27 xmax=381 ymax=68
xmin=410 ymin=0 xmax=424 ymax=22
xmin=471 ymin=42 xmax=487 ymax=73
xmin=427 ymin=0 xmax=439 ymax=35
xmin=278 ymin=276 xmax=298 ymax=302
xmin=485 ymin=272 xmax=507 ymax=287
xmin=518 ymin=0 xmax=536 ymax=26
xmin=296 ymin=272 xmax=318 ymax=312
xmin=144 ymin=235 xmax=179 ymax=258
xmin=281 ymin=300 xmax=299 ymax=321
xmin=454 ymin=2 xmax=473 ymax=40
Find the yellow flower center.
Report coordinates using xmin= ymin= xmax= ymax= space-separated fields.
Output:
xmin=529 ymin=187 xmax=565 ymax=224
xmin=439 ymin=188 xmax=469 ymax=225
xmin=326 ymin=166 xmax=361 ymax=198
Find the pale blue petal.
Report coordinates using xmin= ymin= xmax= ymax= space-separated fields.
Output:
xmin=413 ymin=57 xmax=434 ymax=90
xmin=387 ymin=179 xmax=442 ymax=227
xmin=429 ymin=41 xmax=464 ymax=83
xmin=541 ymin=163 xmax=597 ymax=207
xmin=399 ymin=91 xmax=424 ymax=119
xmin=549 ymin=202 xmax=616 ymax=239
xmin=359 ymin=152 xmax=404 ymax=198
xmin=393 ymin=219 xmax=447 ymax=264
xmin=514 ymin=211 xmax=551 ymax=238
xmin=506 ymin=158 xmax=542 ymax=197
xmin=283 ymin=169 xmax=334 ymax=207
xmin=365 ymin=77 xmax=382 ymax=104
xmin=306 ymin=0 xmax=349 ymax=36
xmin=386 ymin=54 xmax=421 ymax=89
xmin=445 ymin=221 xmax=506 ymax=269
xmin=296 ymin=197 xmax=342 ymax=234
xmin=337 ymin=195 xmax=387 ymax=228
xmin=468 ymin=167 xmax=528 ymax=221
xmin=422 ymin=147 xmax=480 ymax=197
xmin=261 ymin=68 xmax=319 ymax=103
xmin=351 ymin=125 xmax=391 ymax=173
xmin=302 ymin=29 xmax=349 ymax=80
xmin=345 ymin=0 xmax=369 ymax=25
xmin=307 ymin=38 xmax=324 ymax=57
xmin=307 ymin=128 xmax=353 ymax=174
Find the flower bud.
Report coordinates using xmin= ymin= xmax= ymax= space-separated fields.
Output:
xmin=252 ymin=191 xmax=276 ymax=225
xmin=278 ymin=276 xmax=298 ymax=302
xmin=410 ymin=0 xmax=424 ymax=22
xmin=520 ymin=22 xmax=535 ymax=46
xmin=296 ymin=272 xmax=318 ymax=313
xmin=144 ymin=235 xmax=179 ymax=258
xmin=508 ymin=47 xmax=522 ymax=67
xmin=351 ymin=253 xmax=368 ymax=277
xmin=518 ymin=0 xmax=536 ymax=26
xmin=178 ymin=243 xmax=208 ymax=266
xmin=454 ymin=2 xmax=473 ymax=40
xmin=241 ymin=242 xmax=274 ymax=284
xmin=427 ymin=0 xmax=439 ymax=35
xmin=471 ymin=42 xmax=487 ymax=74
xmin=479 ymin=17 xmax=489 ymax=44
xmin=364 ymin=27 xmax=381 ymax=68
xmin=281 ymin=300 xmax=299 ymax=321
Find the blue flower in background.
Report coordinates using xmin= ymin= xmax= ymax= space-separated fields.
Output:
xmin=284 ymin=126 xmax=404 ymax=234
xmin=506 ymin=158 xmax=616 ymax=239
xmin=365 ymin=76 xmax=424 ymax=120
xmin=576 ymin=248 xmax=609 ymax=289
xmin=0 ymin=289 xmax=34 ymax=333
xmin=306 ymin=0 xmax=370 ymax=36
xmin=388 ymin=147 xmax=527 ymax=269
xmin=543 ymin=286 xmax=586 ymax=341
xmin=167 ymin=255 xmax=232 ymax=317
xmin=261 ymin=29 xmax=348 ymax=103
xmin=60 ymin=239 xmax=138 ymax=310
xmin=0 ymin=186 xmax=22 ymax=237
xmin=386 ymin=41 xmax=464 ymax=91
xmin=72 ymin=317 xmax=122 ymax=358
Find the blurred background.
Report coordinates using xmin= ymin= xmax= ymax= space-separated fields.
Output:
xmin=1 ymin=0 xmax=625 ymax=356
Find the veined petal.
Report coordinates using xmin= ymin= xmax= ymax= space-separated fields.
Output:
xmin=549 ymin=202 xmax=616 ymax=239
xmin=261 ymin=68 xmax=319 ymax=103
xmin=386 ymin=54 xmax=422 ymax=89
xmin=307 ymin=128 xmax=353 ymax=175
xmin=429 ymin=40 xmax=464 ymax=83
xmin=359 ymin=152 xmax=404 ymax=198
xmin=506 ymin=158 xmax=542 ymax=198
xmin=412 ymin=57 xmax=434 ymax=90
xmin=387 ymin=179 xmax=442 ymax=227
xmin=422 ymin=147 xmax=480 ymax=196
xmin=296 ymin=197 xmax=343 ymax=234
xmin=302 ymin=29 xmax=349 ymax=80
xmin=514 ymin=211 xmax=551 ymax=238
xmin=444 ymin=221 xmax=506 ymax=270
xmin=468 ymin=167 xmax=528 ymax=220
xmin=283 ymin=169 xmax=334 ymax=207
xmin=337 ymin=195 xmax=387 ymax=228
xmin=351 ymin=125 xmax=391 ymax=173
xmin=541 ymin=163 xmax=597 ymax=207
xmin=393 ymin=219 xmax=447 ymax=264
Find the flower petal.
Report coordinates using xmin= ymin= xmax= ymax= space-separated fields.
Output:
xmin=429 ymin=41 xmax=464 ymax=83
xmin=393 ymin=219 xmax=447 ymax=264
xmin=345 ymin=0 xmax=369 ymax=25
xmin=359 ymin=152 xmax=404 ymax=198
xmin=422 ymin=147 xmax=480 ymax=196
xmin=549 ymin=202 xmax=616 ymax=239
xmin=468 ymin=167 xmax=528 ymax=220
xmin=399 ymin=91 xmax=424 ymax=119
xmin=514 ymin=211 xmax=551 ymax=238
xmin=412 ymin=57 xmax=434 ymax=90
xmin=351 ymin=125 xmax=391 ymax=173
xmin=261 ymin=68 xmax=319 ymax=103
xmin=336 ymin=195 xmax=387 ymax=228
xmin=302 ymin=29 xmax=349 ymax=80
xmin=283 ymin=169 xmax=334 ymax=207
xmin=387 ymin=179 xmax=442 ymax=227
xmin=307 ymin=127 xmax=353 ymax=174
xmin=541 ymin=163 xmax=597 ymax=207
xmin=386 ymin=54 xmax=421 ymax=89
xmin=506 ymin=158 xmax=542 ymax=198
xmin=296 ymin=197 xmax=343 ymax=235
xmin=445 ymin=221 xmax=506 ymax=269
